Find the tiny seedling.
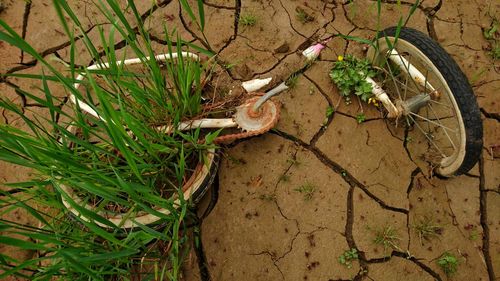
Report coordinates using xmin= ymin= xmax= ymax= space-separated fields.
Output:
xmin=326 ymin=106 xmax=335 ymax=118
xmin=223 ymin=58 xmax=243 ymax=70
xmin=240 ymin=14 xmax=257 ymax=26
xmin=323 ymin=106 xmax=335 ymax=125
xmin=437 ymin=252 xmax=459 ymax=277
xmin=356 ymin=113 xmax=366 ymax=124
xmin=469 ymin=229 xmax=480 ymax=241
xmin=404 ymin=136 xmax=413 ymax=144
xmin=373 ymin=225 xmax=401 ymax=253
xmin=295 ymin=7 xmax=314 ymax=24
xmin=259 ymin=194 xmax=276 ymax=202
xmin=286 ymin=157 xmax=301 ymax=166
xmin=285 ymin=73 xmax=299 ymax=88
xmin=308 ymin=86 xmax=316 ymax=95
xmin=413 ymin=216 xmax=443 ymax=245
xmin=294 ymin=183 xmax=316 ymax=201
xmin=338 ymin=248 xmax=358 ymax=269
xmin=279 ymin=174 xmax=290 ymax=182
xmin=227 ymin=155 xmax=246 ymax=165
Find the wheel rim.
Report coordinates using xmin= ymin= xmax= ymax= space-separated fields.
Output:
xmin=367 ymin=37 xmax=467 ymax=176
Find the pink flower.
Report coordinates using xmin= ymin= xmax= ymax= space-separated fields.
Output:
xmin=302 ymin=43 xmax=325 ymax=61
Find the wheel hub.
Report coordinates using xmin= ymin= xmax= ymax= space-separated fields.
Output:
xmin=396 ymin=93 xmax=431 ymax=116
xmin=233 ymin=97 xmax=280 ymax=132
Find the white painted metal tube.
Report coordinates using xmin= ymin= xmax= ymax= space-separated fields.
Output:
xmin=242 ymin=77 xmax=272 ymax=93
xmin=157 ymin=118 xmax=237 ymax=134
xmin=71 ymin=52 xmax=200 ymax=120
xmin=252 ymin=81 xmax=289 ymax=111
xmin=387 ymin=49 xmax=437 ymax=93
xmin=365 ymin=76 xmax=399 ymax=118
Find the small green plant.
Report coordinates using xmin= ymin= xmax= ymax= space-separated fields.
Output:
xmin=323 ymin=106 xmax=335 ymax=125
xmin=469 ymin=229 xmax=480 ymax=241
xmin=259 ymin=194 xmax=276 ymax=201
xmin=326 ymin=106 xmax=335 ymax=118
xmin=483 ymin=18 xmax=500 ymax=60
xmin=294 ymin=182 xmax=316 ymax=201
xmin=285 ymin=73 xmax=299 ymax=88
xmin=404 ymin=136 xmax=413 ymax=144
xmin=279 ymin=174 xmax=290 ymax=182
xmin=330 ymin=55 xmax=377 ymax=102
xmin=356 ymin=113 xmax=366 ymax=123
xmin=308 ymin=86 xmax=316 ymax=95
xmin=227 ymin=155 xmax=246 ymax=165
xmin=223 ymin=60 xmax=241 ymax=70
xmin=338 ymin=248 xmax=358 ymax=269
xmin=437 ymin=252 xmax=459 ymax=277
xmin=295 ymin=7 xmax=314 ymax=24
xmin=413 ymin=216 xmax=443 ymax=245
xmin=240 ymin=14 xmax=257 ymax=26
xmin=286 ymin=157 xmax=301 ymax=166
xmin=373 ymin=225 xmax=401 ymax=253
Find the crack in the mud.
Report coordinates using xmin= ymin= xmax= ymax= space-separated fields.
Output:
xmin=244 ymin=147 xmax=301 ymax=280
xmin=367 ymin=251 xmax=443 ymax=280
xmin=214 ymin=0 xmax=240 ymax=57
xmin=276 ymin=0 xmax=307 ymax=39
xmin=270 ymin=129 xmax=409 ymax=215
xmin=473 ymin=78 xmax=500 ymax=88
xmin=405 ymin=167 xmax=421 ymax=251
xmin=335 ymin=111 xmax=384 ymax=123
xmin=302 ymin=73 xmax=338 ymax=146
xmin=202 ymin=0 xmax=235 ymax=10
xmin=3 ymin=24 xmax=102 ymax=75
xmin=3 ymin=0 xmax=172 ymax=75
xmin=480 ymin=108 xmax=500 ymax=122
xmin=345 ymin=185 xmax=369 ymax=280
xmin=20 ymin=0 xmax=32 ymax=63
xmin=405 ymin=167 xmax=422 ymax=196
xmin=478 ymin=154 xmax=496 ymax=281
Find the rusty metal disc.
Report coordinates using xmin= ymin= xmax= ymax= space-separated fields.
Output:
xmin=233 ymin=97 xmax=280 ymax=133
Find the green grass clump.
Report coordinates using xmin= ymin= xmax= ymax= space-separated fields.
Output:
xmin=373 ymin=225 xmax=401 ymax=253
xmin=240 ymin=14 xmax=257 ymax=26
xmin=295 ymin=7 xmax=314 ymax=24
xmin=294 ymin=183 xmax=316 ymax=201
xmin=413 ymin=216 xmax=443 ymax=245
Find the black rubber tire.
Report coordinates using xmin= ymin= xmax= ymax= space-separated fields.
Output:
xmin=377 ymin=27 xmax=483 ymax=176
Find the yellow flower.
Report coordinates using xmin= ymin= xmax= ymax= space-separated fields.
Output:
xmin=368 ymin=97 xmax=380 ymax=107
xmin=337 ymin=55 xmax=344 ymax=61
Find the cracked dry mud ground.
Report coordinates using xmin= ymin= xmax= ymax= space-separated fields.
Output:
xmin=0 ymin=0 xmax=499 ymax=280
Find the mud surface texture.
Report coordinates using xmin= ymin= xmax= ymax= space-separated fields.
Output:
xmin=1 ymin=0 xmax=499 ymax=280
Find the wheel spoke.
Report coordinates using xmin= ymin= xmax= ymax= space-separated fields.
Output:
xmin=408 ymin=112 xmax=458 ymax=133
xmin=428 ymin=99 xmax=453 ymax=109
xmin=407 ymin=115 xmax=447 ymax=157
xmin=427 ymin=103 xmax=457 ymax=150
xmin=390 ymin=51 xmax=423 ymax=94
xmin=384 ymin=57 xmax=403 ymax=101
xmin=391 ymin=76 xmax=421 ymax=96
